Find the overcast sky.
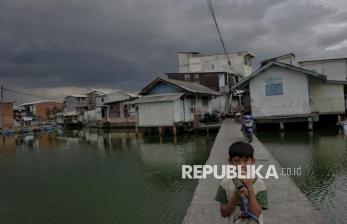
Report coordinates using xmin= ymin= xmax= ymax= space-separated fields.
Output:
xmin=1 ymin=0 xmax=347 ymax=101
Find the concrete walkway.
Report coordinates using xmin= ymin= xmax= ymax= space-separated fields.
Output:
xmin=183 ymin=119 xmax=324 ymax=224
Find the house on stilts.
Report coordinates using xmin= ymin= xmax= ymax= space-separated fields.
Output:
xmin=133 ymin=77 xmax=221 ymax=135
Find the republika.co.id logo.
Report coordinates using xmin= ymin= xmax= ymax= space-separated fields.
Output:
xmin=181 ymin=165 xmax=302 ymax=179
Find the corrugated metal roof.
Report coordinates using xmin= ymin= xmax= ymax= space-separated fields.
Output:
xmin=124 ymin=91 xmax=139 ymax=98
xmin=232 ymin=61 xmax=327 ymax=90
xmin=178 ymin=51 xmax=255 ymax=57
xmin=113 ymin=90 xmax=139 ymax=98
xmin=20 ymin=100 xmax=62 ymax=106
xmin=261 ymin=53 xmax=295 ymax=66
xmin=299 ymin=57 xmax=347 ymax=63
xmin=101 ymin=90 xmax=139 ymax=104
xmin=140 ymin=77 xmax=221 ymax=96
xmin=65 ymin=94 xmax=87 ymax=98
xmin=133 ymin=93 xmax=184 ymax=104
xmin=162 ymin=78 xmax=221 ymax=95
xmin=166 ymin=71 xmax=228 ymax=75
xmin=86 ymin=90 xmax=108 ymax=95
xmin=20 ymin=101 xmax=44 ymax=106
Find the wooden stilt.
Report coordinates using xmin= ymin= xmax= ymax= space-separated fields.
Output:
xmin=308 ymin=121 xmax=313 ymax=131
xmin=135 ymin=126 xmax=139 ymax=137
xmin=308 ymin=117 xmax=313 ymax=131
xmin=172 ymin=126 xmax=177 ymax=136
xmin=279 ymin=122 xmax=285 ymax=131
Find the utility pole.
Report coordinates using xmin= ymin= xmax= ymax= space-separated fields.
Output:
xmin=1 ymin=86 xmax=3 ymax=130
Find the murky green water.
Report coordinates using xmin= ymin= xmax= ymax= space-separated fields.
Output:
xmin=257 ymin=129 xmax=347 ymax=224
xmin=0 ymin=130 xmax=216 ymax=224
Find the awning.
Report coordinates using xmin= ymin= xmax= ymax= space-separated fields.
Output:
xmin=132 ymin=93 xmax=184 ymax=104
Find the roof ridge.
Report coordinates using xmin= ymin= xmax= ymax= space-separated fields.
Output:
xmin=233 ymin=61 xmax=327 ymax=90
xmin=161 ymin=77 xmax=221 ymax=95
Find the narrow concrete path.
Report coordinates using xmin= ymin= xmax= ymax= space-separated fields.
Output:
xmin=183 ymin=119 xmax=324 ymax=224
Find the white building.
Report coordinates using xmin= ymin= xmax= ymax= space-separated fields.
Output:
xmin=299 ymin=57 xmax=347 ymax=111
xmin=233 ymin=61 xmax=345 ymax=127
xmin=261 ymin=54 xmax=347 ymax=113
xmin=299 ymin=57 xmax=347 ymax=81
xmin=86 ymin=90 xmax=108 ymax=110
xmin=260 ymin=53 xmax=299 ymax=67
xmin=177 ymin=51 xmax=254 ymax=77
xmin=133 ymin=77 xmax=221 ymax=128
xmin=95 ymin=93 xmax=108 ymax=108
xmin=99 ymin=90 xmax=139 ymax=127
xmin=64 ymin=95 xmax=88 ymax=113
xmin=172 ymin=51 xmax=254 ymax=114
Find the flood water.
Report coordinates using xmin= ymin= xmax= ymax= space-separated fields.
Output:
xmin=0 ymin=130 xmax=216 ymax=224
xmin=257 ymin=128 xmax=347 ymax=224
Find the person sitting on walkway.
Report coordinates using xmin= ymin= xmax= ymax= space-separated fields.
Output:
xmin=215 ymin=141 xmax=268 ymax=224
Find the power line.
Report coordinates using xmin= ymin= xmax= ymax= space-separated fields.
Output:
xmin=3 ymin=87 xmax=62 ymax=102
xmin=206 ymin=0 xmax=231 ymax=65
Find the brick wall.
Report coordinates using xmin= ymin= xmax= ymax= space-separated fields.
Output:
xmin=0 ymin=103 xmax=14 ymax=129
xmin=35 ymin=102 xmax=64 ymax=122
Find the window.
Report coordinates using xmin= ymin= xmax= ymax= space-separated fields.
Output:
xmin=101 ymin=98 xmax=104 ymax=102
xmin=265 ymin=78 xmax=283 ymax=96
xmin=218 ymin=74 xmax=226 ymax=87
xmin=202 ymin=96 xmax=209 ymax=108
xmin=188 ymin=96 xmax=196 ymax=112
xmin=194 ymin=74 xmax=199 ymax=82
xmin=191 ymin=97 xmax=196 ymax=107
xmin=185 ymin=74 xmax=190 ymax=81
xmin=244 ymin=56 xmax=251 ymax=66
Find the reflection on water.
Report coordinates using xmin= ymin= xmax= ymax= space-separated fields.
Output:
xmin=257 ymin=129 xmax=347 ymax=224
xmin=0 ymin=130 xmax=216 ymax=224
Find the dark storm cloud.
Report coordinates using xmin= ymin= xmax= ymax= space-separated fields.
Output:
xmin=0 ymin=0 xmax=346 ymax=92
